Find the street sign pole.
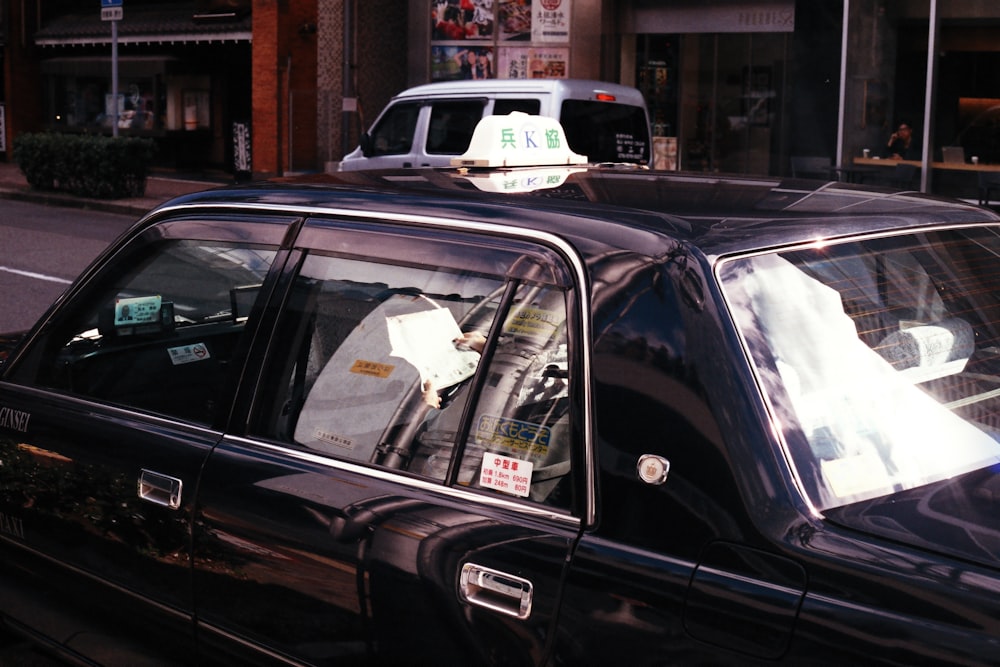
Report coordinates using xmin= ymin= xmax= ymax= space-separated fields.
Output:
xmin=101 ymin=0 xmax=123 ymax=137
xmin=111 ymin=18 xmax=118 ymax=137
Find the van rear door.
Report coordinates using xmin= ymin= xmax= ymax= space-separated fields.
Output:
xmin=559 ymin=98 xmax=650 ymax=164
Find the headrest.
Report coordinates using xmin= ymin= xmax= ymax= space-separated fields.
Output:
xmin=878 ymin=317 xmax=974 ymax=382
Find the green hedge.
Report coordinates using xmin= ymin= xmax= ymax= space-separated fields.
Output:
xmin=13 ymin=133 xmax=157 ymax=199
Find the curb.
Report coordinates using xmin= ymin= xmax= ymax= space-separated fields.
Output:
xmin=0 ymin=186 xmax=161 ymax=217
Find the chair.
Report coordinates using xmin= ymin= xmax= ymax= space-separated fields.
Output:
xmin=887 ymin=163 xmax=918 ymax=189
xmin=790 ymin=156 xmax=833 ymax=180
xmin=978 ymin=171 xmax=1000 ymax=207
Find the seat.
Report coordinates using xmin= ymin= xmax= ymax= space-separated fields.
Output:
xmin=978 ymin=171 xmax=1000 ymax=207
xmin=790 ymin=156 xmax=833 ymax=180
xmin=877 ymin=318 xmax=975 ymax=383
xmin=887 ymin=163 xmax=918 ymax=189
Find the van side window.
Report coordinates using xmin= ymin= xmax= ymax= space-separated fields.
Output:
xmin=493 ymin=99 xmax=541 ymax=116
xmin=426 ymin=101 xmax=484 ymax=154
xmin=369 ymin=102 xmax=420 ymax=156
xmin=251 ymin=241 xmax=575 ymax=510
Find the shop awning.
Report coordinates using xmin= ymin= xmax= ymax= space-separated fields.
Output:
xmin=35 ymin=4 xmax=251 ymax=47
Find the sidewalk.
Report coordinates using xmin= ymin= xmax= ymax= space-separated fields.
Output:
xmin=0 ymin=160 xmax=232 ymax=217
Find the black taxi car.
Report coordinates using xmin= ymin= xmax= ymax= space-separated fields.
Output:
xmin=4 ymin=113 xmax=1000 ymax=666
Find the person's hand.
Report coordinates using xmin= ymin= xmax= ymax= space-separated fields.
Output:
xmin=454 ymin=331 xmax=486 ymax=353
xmin=422 ymin=379 xmax=441 ymax=409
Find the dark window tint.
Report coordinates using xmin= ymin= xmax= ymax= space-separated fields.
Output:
xmin=369 ymin=102 xmax=420 ymax=156
xmin=426 ymin=101 xmax=485 ymax=154
xmin=494 ymin=98 xmax=541 ymax=116
xmin=9 ymin=241 xmax=276 ymax=424
xmin=560 ymin=100 xmax=650 ymax=163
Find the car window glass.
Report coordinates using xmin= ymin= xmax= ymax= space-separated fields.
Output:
xmin=559 ymin=100 xmax=650 ymax=163
xmin=493 ymin=98 xmax=541 ymax=116
xmin=432 ymin=284 xmax=572 ymax=508
xmin=369 ymin=102 xmax=420 ymax=156
xmin=426 ymin=101 xmax=484 ymax=155
xmin=720 ymin=229 xmax=1000 ymax=511
xmin=252 ymin=244 xmax=574 ymax=509
xmin=8 ymin=240 xmax=276 ymax=425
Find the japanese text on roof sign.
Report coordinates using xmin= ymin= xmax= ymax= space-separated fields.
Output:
xmin=501 ymin=126 xmax=562 ymax=151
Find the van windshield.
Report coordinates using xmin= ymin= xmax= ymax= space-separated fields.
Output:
xmin=559 ymin=100 xmax=650 ymax=164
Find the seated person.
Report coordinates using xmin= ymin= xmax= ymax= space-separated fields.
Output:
xmin=884 ymin=122 xmax=920 ymax=160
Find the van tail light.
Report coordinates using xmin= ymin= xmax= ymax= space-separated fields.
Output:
xmin=595 ymin=93 xmax=617 ymax=102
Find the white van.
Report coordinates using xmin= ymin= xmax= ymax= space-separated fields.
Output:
xmin=339 ymin=79 xmax=651 ymax=170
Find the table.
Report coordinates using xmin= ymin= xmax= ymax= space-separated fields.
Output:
xmin=852 ymin=156 xmax=1000 ymax=173
xmin=853 ymin=156 xmax=1000 ymax=202
xmin=830 ymin=164 xmax=881 ymax=183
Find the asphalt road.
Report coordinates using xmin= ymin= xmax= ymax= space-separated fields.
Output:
xmin=0 ymin=199 xmax=138 ymax=333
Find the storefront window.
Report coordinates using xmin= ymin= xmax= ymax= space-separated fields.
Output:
xmin=50 ymin=76 xmax=162 ymax=133
xmin=682 ymin=32 xmax=787 ymax=175
xmin=638 ymin=35 xmax=679 ymax=170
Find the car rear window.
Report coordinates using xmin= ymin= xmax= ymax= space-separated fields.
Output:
xmin=720 ymin=228 xmax=1000 ymax=511
xmin=559 ymin=100 xmax=650 ymax=164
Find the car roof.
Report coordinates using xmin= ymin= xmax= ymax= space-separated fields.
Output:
xmin=152 ymin=167 xmax=1000 ymax=263
xmin=390 ymin=79 xmax=648 ymax=105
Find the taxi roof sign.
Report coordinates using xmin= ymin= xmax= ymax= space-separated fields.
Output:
xmin=459 ymin=166 xmax=586 ymax=194
xmin=451 ymin=112 xmax=588 ymax=168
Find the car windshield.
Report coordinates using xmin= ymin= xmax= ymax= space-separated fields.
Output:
xmin=719 ymin=226 xmax=1000 ymax=511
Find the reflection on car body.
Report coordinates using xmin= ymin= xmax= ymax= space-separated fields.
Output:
xmin=4 ymin=114 xmax=1000 ymax=665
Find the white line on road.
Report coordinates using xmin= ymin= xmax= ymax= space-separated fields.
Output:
xmin=0 ymin=266 xmax=72 ymax=284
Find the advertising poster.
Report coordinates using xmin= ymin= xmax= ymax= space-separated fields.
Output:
xmin=497 ymin=46 xmax=568 ymax=79
xmin=432 ymin=0 xmax=495 ymax=40
xmin=432 ymin=45 xmax=496 ymax=80
xmin=532 ymin=0 xmax=569 ymax=42
xmin=499 ymin=0 xmax=532 ymax=40
xmin=432 ymin=0 xmax=569 ymax=79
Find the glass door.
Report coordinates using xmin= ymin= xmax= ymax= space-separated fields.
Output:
xmin=679 ymin=32 xmax=787 ymax=175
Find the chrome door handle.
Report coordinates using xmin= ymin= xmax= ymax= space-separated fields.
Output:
xmin=138 ymin=469 xmax=183 ymax=510
xmin=459 ymin=563 xmax=533 ymax=619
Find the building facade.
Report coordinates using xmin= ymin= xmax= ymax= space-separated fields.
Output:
xmin=1 ymin=1 xmax=998 ymax=195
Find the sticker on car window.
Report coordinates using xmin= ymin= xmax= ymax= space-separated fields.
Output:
xmin=480 ymin=453 xmax=533 ymax=498
xmin=504 ymin=306 xmax=560 ymax=336
xmin=313 ymin=429 xmax=355 ymax=451
xmin=115 ymin=295 xmax=162 ymax=326
xmin=475 ymin=414 xmax=550 ymax=456
xmin=167 ymin=343 xmax=211 ymax=365
xmin=350 ymin=359 xmax=395 ymax=378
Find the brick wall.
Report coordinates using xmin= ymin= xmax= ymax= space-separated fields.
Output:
xmin=252 ymin=0 xmax=318 ymax=177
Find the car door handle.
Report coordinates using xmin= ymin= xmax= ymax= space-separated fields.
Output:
xmin=459 ymin=563 xmax=533 ymax=619
xmin=137 ymin=469 xmax=183 ymax=510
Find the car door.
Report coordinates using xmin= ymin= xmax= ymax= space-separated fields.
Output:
xmin=193 ymin=217 xmax=587 ymax=665
xmin=0 ymin=216 xmax=292 ymax=664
